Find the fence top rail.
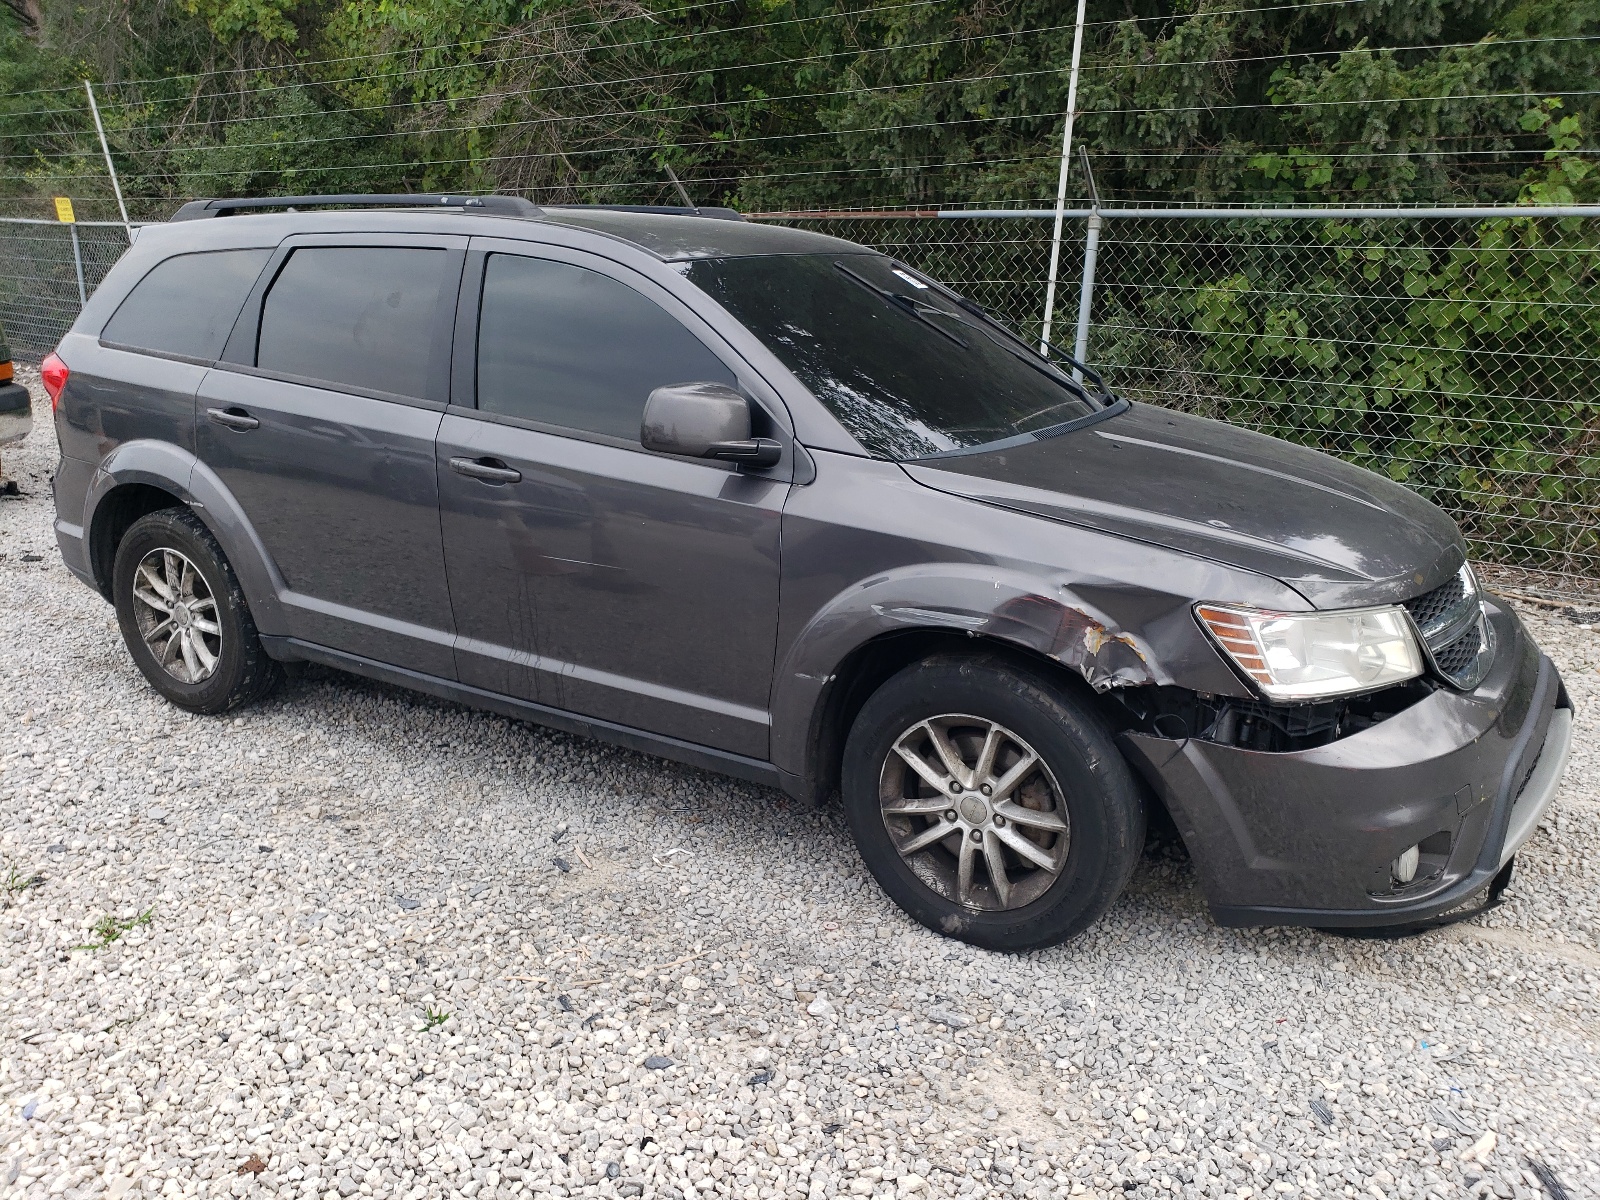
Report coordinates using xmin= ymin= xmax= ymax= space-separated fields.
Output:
xmin=0 ymin=216 xmax=154 ymax=227
xmin=8 ymin=205 xmax=1600 ymax=227
xmin=753 ymin=204 xmax=1600 ymax=220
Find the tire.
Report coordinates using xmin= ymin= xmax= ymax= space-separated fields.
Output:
xmin=112 ymin=507 xmax=282 ymax=714
xmin=841 ymin=654 xmax=1145 ymax=951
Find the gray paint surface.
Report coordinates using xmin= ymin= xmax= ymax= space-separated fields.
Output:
xmin=194 ymin=370 xmax=457 ymax=678
xmin=47 ymin=203 xmax=1566 ymax=929
xmin=437 ymin=411 xmax=782 ymax=758
xmin=911 ymin=401 xmax=1465 ymax=608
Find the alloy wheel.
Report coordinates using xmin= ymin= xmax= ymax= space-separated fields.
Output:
xmin=130 ymin=547 xmax=222 ymax=684
xmin=878 ymin=714 xmax=1070 ymax=911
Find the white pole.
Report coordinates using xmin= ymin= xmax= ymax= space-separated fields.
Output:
xmin=84 ymin=81 xmax=133 ymax=242
xmin=1039 ymin=0 xmax=1088 ymax=355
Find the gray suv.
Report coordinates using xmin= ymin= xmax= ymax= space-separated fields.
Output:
xmin=47 ymin=194 xmax=1572 ymax=949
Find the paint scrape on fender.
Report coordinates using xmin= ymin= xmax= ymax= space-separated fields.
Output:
xmin=988 ymin=593 xmax=1155 ymax=691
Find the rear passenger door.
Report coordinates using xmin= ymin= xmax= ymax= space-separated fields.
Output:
xmin=197 ymin=234 xmax=465 ymax=677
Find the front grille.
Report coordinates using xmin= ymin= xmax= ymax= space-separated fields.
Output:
xmin=1402 ymin=573 xmax=1468 ymax=636
xmin=1402 ymin=565 xmax=1491 ymax=689
xmin=1432 ymin=623 xmax=1483 ymax=678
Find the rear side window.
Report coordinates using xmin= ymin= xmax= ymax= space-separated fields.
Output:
xmin=101 ymin=249 xmax=270 ymax=361
xmin=256 ymin=247 xmax=451 ymax=399
xmin=475 ymin=254 xmax=734 ymax=440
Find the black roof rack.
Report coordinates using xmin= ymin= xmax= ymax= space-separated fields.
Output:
xmin=169 ymin=194 xmax=543 ymax=221
xmin=543 ymin=204 xmax=747 ymax=222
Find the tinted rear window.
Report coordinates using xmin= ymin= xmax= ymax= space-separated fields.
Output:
xmin=101 ymin=249 xmax=270 ymax=361
xmin=684 ymin=253 xmax=1095 ymax=460
xmin=256 ymin=247 xmax=451 ymax=399
xmin=476 ymin=254 xmax=733 ymax=440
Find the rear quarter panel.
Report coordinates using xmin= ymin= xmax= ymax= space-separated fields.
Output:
xmin=54 ymin=333 xmax=207 ymax=464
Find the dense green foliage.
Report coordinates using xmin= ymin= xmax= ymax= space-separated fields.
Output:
xmin=1093 ymin=212 xmax=1600 ymax=573
xmin=1 ymin=0 xmax=1596 ymax=585
xmin=3 ymin=0 xmax=1597 ymax=215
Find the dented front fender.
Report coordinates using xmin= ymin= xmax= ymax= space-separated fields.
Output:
xmin=769 ymin=451 xmax=1312 ymax=792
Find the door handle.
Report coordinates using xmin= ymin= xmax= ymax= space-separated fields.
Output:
xmin=448 ymin=456 xmax=521 ymax=484
xmin=207 ymin=407 xmax=260 ymax=431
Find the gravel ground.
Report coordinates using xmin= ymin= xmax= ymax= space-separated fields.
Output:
xmin=2 ymin=364 xmax=1598 ymax=1200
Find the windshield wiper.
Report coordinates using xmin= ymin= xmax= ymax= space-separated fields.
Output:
xmin=926 ymin=300 xmax=1102 ymax=407
xmin=889 ymin=262 xmax=1118 ymax=407
xmin=833 ymin=261 xmax=969 ymax=349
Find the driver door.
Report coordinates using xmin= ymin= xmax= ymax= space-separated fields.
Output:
xmin=435 ymin=242 xmax=787 ymax=758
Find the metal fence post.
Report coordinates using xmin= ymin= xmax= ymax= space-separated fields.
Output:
xmin=1072 ymin=211 xmax=1101 ymax=368
xmin=1038 ymin=0 xmax=1089 ymax=354
xmin=84 ymin=80 xmax=134 ymax=243
xmin=1071 ymin=148 xmax=1101 ymax=371
xmin=68 ymin=223 xmax=87 ymax=309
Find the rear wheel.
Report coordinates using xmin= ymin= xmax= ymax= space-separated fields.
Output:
xmin=112 ymin=508 xmax=281 ymax=714
xmin=842 ymin=654 xmax=1144 ymax=950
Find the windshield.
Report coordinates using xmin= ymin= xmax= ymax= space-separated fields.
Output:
xmin=682 ymin=253 xmax=1098 ymax=460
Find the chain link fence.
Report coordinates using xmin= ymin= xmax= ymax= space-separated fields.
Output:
xmin=2 ymin=208 xmax=1597 ymax=602
xmin=779 ymin=211 xmax=1600 ymax=603
xmin=0 ymin=218 xmax=136 ymax=361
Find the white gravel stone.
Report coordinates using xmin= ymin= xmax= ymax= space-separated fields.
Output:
xmin=2 ymin=365 xmax=1599 ymax=1200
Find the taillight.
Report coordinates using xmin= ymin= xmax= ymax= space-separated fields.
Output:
xmin=40 ymin=352 xmax=69 ymax=410
xmin=0 ymin=360 xmax=13 ymax=382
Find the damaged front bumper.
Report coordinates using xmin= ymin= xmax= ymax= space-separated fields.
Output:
xmin=1120 ymin=600 xmax=1572 ymax=927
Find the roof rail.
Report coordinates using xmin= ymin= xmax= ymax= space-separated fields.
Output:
xmin=544 ymin=204 xmax=747 ymax=222
xmin=169 ymin=194 xmax=542 ymax=221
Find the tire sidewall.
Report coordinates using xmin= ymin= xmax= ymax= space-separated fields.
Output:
xmin=842 ymin=656 xmax=1144 ymax=950
xmin=113 ymin=510 xmax=253 ymax=714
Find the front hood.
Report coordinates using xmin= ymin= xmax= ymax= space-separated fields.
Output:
xmin=903 ymin=404 xmax=1465 ymax=608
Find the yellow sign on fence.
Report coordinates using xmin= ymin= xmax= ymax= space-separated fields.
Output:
xmin=52 ymin=196 xmax=76 ymax=223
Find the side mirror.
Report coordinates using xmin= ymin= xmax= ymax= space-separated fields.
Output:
xmin=642 ymin=382 xmax=782 ymax=469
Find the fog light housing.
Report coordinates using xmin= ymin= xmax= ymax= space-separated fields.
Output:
xmin=1392 ymin=844 xmax=1421 ymax=885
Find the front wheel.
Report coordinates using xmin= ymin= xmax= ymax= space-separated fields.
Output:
xmin=841 ymin=655 xmax=1145 ymax=951
xmin=112 ymin=507 xmax=282 ymax=714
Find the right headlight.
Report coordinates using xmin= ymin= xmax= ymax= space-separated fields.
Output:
xmin=1196 ymin=603 xmax=1425 ymax=700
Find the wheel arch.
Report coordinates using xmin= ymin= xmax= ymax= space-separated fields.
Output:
xmin=83 ymin=440 xmax=288 ymax=635
xmin=82 ymin=440 xmax=202 ymax=599
xmin=771 ymin=564 xmax=1177 ymax=802
xmin=797 ymin=627 xmax=1132 ymax=806
xmin=88 ymin=481 xmax=187 ymax=600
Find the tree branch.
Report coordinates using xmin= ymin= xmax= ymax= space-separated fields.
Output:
xmin=0 ymin=0 xmax=42 ymax=37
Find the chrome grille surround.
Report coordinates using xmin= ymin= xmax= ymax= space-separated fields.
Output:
xmin=1401 ymin=563 xmax=1494 ymax=690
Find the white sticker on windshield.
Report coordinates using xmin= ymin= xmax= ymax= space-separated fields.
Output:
xmin=891 ymin=268 xmax=930 ymax=290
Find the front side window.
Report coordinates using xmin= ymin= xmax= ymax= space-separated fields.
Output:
xmin=475 ymin=254 xmax=734 ymax=441
xmin=102 ymin=249 xmax=271 ymax=361
xmin=256 ymin=246 xmax=451 ymax=398
xmin=683 ymin=253 xmax=1096 ymax=460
